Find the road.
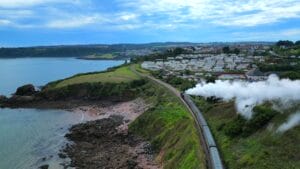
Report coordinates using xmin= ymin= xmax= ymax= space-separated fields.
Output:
xmin=130 ymin=65 xmax=213 ymax=169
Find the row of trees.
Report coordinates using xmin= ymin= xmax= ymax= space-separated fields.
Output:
xmin=276 ymin=40 xmax=300 ymax=47
xmin=222 ymin=46 xmax=240 ymax=54
xmin=131 ymin=47 xmax=188 ymax=62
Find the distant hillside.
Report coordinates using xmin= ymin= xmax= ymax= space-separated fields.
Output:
xmin=0 ymin=42 xmax=196 ymax=58
xmin=0 ymin=42 xmax=275 ymax=58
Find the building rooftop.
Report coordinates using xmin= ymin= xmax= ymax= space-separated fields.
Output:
xmin=246 ymin=68 xmax=265 ymax=76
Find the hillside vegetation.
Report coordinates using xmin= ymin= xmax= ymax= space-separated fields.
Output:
xmin=46 ymin=65 xmax=140 ymax=89
xmin=193 ymin=97 xmax=300 ymax=169
xmin=130 ymin=81 xmax=206 ymax=169
xmin=81 ymin=53 xmax=118 ymax=60
xmin=38 ymin=65 xmax=143 ymax=100
xmin=92 ymin=53 xmax=117 ymax=59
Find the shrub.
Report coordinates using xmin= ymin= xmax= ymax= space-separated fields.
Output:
xmin=39 ymin=79 xmax=147 ymax=101
xmin=242 ymin=105 xmax=279 ymax=136
xmin=223 ymin=115 xmax=246 ymax=138
xmin=223 ymin=105 xmax=279 ymax=138
xmin=280 ymin=71 xmax=300 ymax=80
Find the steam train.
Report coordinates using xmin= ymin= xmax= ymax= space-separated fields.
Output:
xmin=181 ymin=93 xmax=224 ymax=169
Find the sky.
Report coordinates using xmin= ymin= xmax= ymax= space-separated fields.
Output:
xmin=0 ymin=0 xmax=300 ymax=47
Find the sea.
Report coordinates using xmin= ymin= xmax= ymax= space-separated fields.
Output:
xmin=0 ymin=57 xmax=124 ymax=169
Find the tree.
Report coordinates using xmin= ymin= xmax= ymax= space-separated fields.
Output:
xmin=233 ymin=48 xmax=240 ymax=55
xmin=222 ymin=46 xmax=230 ymax=53
xmin=276 ymin=40 xmax=294 ymax=47
xmin=184 ymin=69 xmax=192 ymax=75
xmin=295 ymin=41 xmax=300 ymax=46
xmin=206 ymin=76 xmax=216 ymax=83
xmin=280 ymin=71 xmax=300 ymax=80
xmin=173 ymin=47 xmax=185 ymax=55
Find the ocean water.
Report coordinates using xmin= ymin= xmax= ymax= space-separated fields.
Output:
xmin=0 ymin=58 xmax=124 ymax=169
xmin=0 ymin=57 xmax=124 ymax=96
xmin=0 ymin=108 xmax=84 ymax=169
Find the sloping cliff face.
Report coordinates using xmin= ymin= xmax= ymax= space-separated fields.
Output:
xmin=39 ymin=79 xmax=146 ymax=101
xmin=0 ymin=79 xmax=147 ymax=108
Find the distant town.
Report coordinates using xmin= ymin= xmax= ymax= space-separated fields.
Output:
xmin=141 ymin=41 xmax=300 ymax=82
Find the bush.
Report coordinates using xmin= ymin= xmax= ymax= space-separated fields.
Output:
xmin=223 ymin=105 xmax=279 ymax=138
xmin=39 ymin=79 xmax=147 ymax=101
xmin=280 ymin=71 xmax=300 ymax=80
xmin=276 ymin=40 xmax=294 ymax=47
xmin=223 ymin=115 xmax=246 ymax=138
xmin=242 ymin=105 xmax=279 ymax=136
xmin=165 ymin=76 xmax=196 ymax=91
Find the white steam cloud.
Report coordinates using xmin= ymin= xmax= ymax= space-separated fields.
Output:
xmin=186 ymin=75 xmax=300 ymax=126
xmin=277 ymin=112 xmax=300 ymax=133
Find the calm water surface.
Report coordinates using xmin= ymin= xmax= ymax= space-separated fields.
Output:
xmin=0 ymin=57 xmax=124 ymax=96
xmin=0 ymin=58 xmax=124 ymax=169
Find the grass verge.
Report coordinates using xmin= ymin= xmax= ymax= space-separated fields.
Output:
xmin=130 ymin=81 xmax=206 ymax=169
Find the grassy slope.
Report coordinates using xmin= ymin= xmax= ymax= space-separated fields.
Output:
xmin=130 ymin=65 xmax=206 ymax=169
xmin=134 ymin=63 xmax=151 ymax=75
xmin=94 ymin=53 xmax=117 ymax=59
xmin=50 ymin=65 xmax=140 ymax=89
xmin=193 ymin=98 xmax=300 ymax=169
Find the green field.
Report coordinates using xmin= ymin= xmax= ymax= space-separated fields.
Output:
xmin=49 ymin=65 xmax=140 ymax=89
xmin=81 ymin=53 xmax=118 ymax=60
xmin=94 ymin=53 xmax=117 ymax=59
xmin=134 ymin=63 xmax=151 ymax=75
xmin=193 ymin=97 xmax=300 ymax=169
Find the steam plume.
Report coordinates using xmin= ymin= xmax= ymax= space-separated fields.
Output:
xmin=277 ymin=112 xmax=300 ymax=133
xmin=186 ymin=75 xmax=300 ymax=119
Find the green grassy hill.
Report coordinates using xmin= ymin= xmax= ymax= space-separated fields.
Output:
xmin=46 ymin=65 xmax=140 ymax=90
xmin=193 ymin=97 xmax=300 ymax=169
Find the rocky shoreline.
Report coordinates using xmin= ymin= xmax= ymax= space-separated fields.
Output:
xmin=1 ymin=84 xmax=161 ymax=169
xmin=59 ymin=99 xmax=161 ymax=169
xmin=62 ymin=115 xmax=159 ymax=169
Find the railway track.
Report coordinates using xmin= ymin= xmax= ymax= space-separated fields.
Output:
xmin=130 ymin=65 xmax=224 ymax=169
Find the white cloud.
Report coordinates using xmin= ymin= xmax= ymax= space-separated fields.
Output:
xmin=0 ymin=19 xmax=11 ymax=25
xmin=46 ymin=15 xmax=105 ymax=28
xmin=232 ymin=29 xmax=300 ymax=41
xmin=120 ymin=0 xmax=300 ymax=27
xmin=118 ymin=13 xmax=137 ymax=21
xmin=0 ymin=0 xmax=299 ymax=30
xmin=0 ymin=0 xmax=43 ymax=8
xmin=0 ymin=0 xmax=77 ymax=8
xmin=281 ymin=29 xmax=300 ymax=36
xmin=0 ymin=9 xmax=34 ymax=20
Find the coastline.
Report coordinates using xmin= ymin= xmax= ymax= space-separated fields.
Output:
xmin=61 ymin=98 xmax=161 ymax=169
xmin=2 ymin=96 xmax=161 ymax=169
xmin=0 ymin=62 xmax=206 ymax=169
